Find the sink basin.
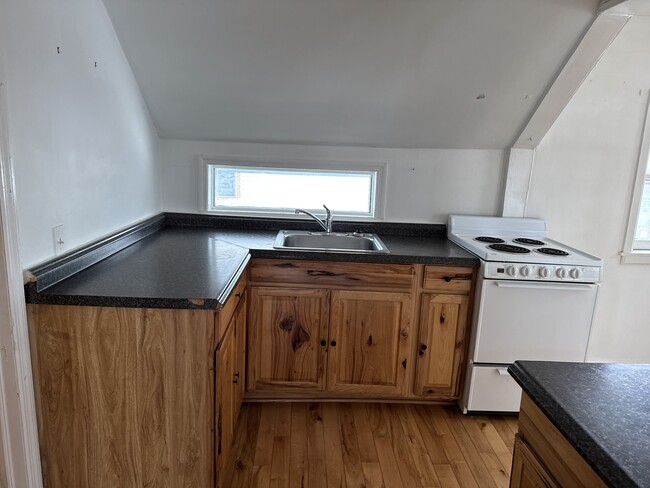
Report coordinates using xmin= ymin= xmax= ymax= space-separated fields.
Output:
xmin=273 ymin=230 xmax=389 ymax=253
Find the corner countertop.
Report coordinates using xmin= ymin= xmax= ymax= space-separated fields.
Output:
xmin=25 ymin=215 xmax=479 ymax=310
xmin=508 ymin=361 xmax=650 ymax=488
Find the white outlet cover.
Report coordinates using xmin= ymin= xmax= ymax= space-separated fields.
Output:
xmin=52 ymin=225 xmax=65 ymax=255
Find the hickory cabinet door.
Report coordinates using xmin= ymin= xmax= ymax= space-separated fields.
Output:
xmin=327 ymin=290 xmax=412 ymax=396
xmin=215 ymin=318 xmax=235 ymax=486
xmin=414 ymin=293 xmax=469 ymax=398
xmin=248 ymin=287 xmax=330 ymax=391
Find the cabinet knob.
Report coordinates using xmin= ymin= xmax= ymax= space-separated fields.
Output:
xmin=330 ymin=341 xmax=337 ymax=347
xmin=320 ymin=340 xmax=327 ymax=347
xmin=420 ymin=344 xmax=427 ymax=351
xmin=233 ymin=371 xmax=240 ymax=384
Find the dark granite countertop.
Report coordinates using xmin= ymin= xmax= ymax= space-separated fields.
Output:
xmin=509 ymin=361 xmax=650 ymax=488
xmin=25 ymin=215 xmax=479 ymax=310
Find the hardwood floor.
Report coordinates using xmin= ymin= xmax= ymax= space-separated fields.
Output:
xmin=223 ymin=402 xmax=518 ymax=488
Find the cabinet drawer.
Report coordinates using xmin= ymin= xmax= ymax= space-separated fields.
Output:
xmin=250 ymin=259 xmax=415 ymax=290
xmin=422 ymin=266 xmax=473 ymax=293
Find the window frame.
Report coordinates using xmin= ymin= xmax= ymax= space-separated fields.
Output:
xmin=199 ymin=156 xmax=387 ymax=220
xmin=621 ymin=95 xmax=650 ymax=263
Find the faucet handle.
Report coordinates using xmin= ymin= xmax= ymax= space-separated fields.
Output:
xmin=322 ymin=204 xmax=333 ymax=232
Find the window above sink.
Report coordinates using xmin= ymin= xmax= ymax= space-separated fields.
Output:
xmin=200 ymin=157 xmax=386 ymax=220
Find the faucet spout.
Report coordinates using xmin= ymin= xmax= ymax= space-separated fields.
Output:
xmin=295 ymin=204 xmax=333 ymax=233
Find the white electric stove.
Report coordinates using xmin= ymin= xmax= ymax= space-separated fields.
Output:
xmin=448 ymin=215 xmax=603 ymax=413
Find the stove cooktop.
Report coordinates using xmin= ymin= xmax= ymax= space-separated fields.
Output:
xmin=447 ymin=215 xmax=603 ymax=268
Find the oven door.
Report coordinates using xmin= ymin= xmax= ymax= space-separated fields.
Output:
xmin=473 ymin=279 xmax=599 ymax=364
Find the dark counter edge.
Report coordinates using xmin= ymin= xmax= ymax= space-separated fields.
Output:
xmin=163 ymin=212 xmax=447 ymax=237
xmin=25 ymin=212 xmax=478 ymax=309
xmin=508 ymin=361 xmax=636 ymax=488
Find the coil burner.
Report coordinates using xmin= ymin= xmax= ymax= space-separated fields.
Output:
xmin=475 ymin=236 xmax=505 ymax=243
xmin=487 ymin=244 xmax=531 ymax=254
xmin=536 ymin=247 xmax=569 ymax=257
xmin=513 ymin=238 xmax=545 ymax=246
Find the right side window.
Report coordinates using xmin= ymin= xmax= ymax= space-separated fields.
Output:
xmin=633 ymin=167 xmax=650 ymax=250
xmin=623 ymin=95 xmax=650 ymax=262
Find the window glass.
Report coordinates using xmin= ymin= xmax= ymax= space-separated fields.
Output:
xmin=207 ymin=164 xmax=379 ymax=217
xmin=633 ymin=151 xmax=650 ymax=250
xmin=634 ymin=175 xmax=650 ymax=243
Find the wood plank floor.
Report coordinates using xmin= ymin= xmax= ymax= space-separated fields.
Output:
xmin=223 ymin=403 xmax=518 ymax=488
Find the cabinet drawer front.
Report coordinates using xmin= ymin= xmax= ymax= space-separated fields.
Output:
xmin=422 ymin=266 xmax=473 ymax=293
xmin=250 ymin=259 xmax=415 ymax=290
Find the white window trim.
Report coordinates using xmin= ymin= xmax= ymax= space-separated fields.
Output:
xmin=621 ymin=93 xmax=650 ymax=264
xmin=198 ymin=155 xmax=387 ymax=220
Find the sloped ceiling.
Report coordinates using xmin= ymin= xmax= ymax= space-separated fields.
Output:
xmin=102 ymin=0 xmax=600 ymax=149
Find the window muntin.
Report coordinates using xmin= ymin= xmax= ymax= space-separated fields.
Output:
xmin=204 ymin=161 xmax=383 ymax=218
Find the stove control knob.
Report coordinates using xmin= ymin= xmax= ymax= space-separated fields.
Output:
xmin=539 ymin=267 xmax=550 ymax=278
xmin=570 ymin=268 xmax=581 ymax=279
xmin=520 ymin=266 xmax=531 ymax=277
xmin=556 ymin=267 xmax=567 ymax=279
xmin=506 ymin=265 xmax=518 ymax=277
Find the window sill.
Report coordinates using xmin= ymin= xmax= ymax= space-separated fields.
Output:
xmin=619 ymin=251 xmax=650 ymax=264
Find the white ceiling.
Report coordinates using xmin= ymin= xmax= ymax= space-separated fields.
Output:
xmin=102 ymin=0 xmax=600 ymax=149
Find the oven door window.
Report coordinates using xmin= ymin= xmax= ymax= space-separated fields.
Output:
xmin=474 ymin=280 xmax=599 ymax=364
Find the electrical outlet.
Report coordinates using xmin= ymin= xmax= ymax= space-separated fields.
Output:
xmin=53 ymin=225 xmax=65 ymax=255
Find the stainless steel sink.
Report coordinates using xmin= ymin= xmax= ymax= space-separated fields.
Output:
xmin=273 ymin=230 xmax=389 ymax=253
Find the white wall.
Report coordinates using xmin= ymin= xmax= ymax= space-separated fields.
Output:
xmin=2 ymin=0 xmax=162 ymax=268
xmin=161 ymin=139 xmax=505 ymax=223
xmin=526 ymin=15 xmax=650 ymax=362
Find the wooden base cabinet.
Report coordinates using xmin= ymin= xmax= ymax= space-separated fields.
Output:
xmin=247 ymin=286 xmax=414 ymax=398
xmin=414 ymin=293 xmax=470 ymax=398
xmin=412 ymin=265 xmax=475 ymax=400
xmin=246 ymin=260 xmax=416 ymax=398
xmin=28 ymin=305 xmax=216 ymax=488
xmin=28 ymin=275 xmax=248 ymax=488
xmin=510 ymin=393 xmax=607 ymax=488
xmin=215 ymin=292 xmax=247 ymax=487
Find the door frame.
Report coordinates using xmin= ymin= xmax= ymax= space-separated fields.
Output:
xmin=0 ymin=40 xmax=44 ymax=488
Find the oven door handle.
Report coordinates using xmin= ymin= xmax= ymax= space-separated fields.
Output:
xmin=494 ymin=282 xmax=595 ymax=291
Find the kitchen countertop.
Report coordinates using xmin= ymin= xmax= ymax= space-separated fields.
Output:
xmin=508 ymin=361 xmax=650 ymax=488
xmin=25 ymin=215 xmax=479 ymax=309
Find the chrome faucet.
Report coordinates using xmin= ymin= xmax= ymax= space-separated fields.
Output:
xmin=295 ymin=204 xmax=333 ymax=233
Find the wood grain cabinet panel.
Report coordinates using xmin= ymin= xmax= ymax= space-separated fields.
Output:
xmin=28 ymin=305 xmax=215 ymax=488
xmin=233 ymin=292 xmax=247 ymax=418
xmin=327 ymin=290 xmax=412 ymax=396
xmin=215 ymin=291 xmax=249 ymax=488
xmin=514 ymin=393 xmax=608 ymax=488
xmin=248 ymin=287 xmax=330 ymax=391
xmin=422 ymin=266 xmax=473 ymax=293
xmin=249 ymin=259 xmax=415 ymax=290
xmin=510 ymin=435 xmax=560 ymax=488
xmin=215 ymin=315 xmax=235 ymax=487
xmin=414 ymin=293 xmax=469 ymax=398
